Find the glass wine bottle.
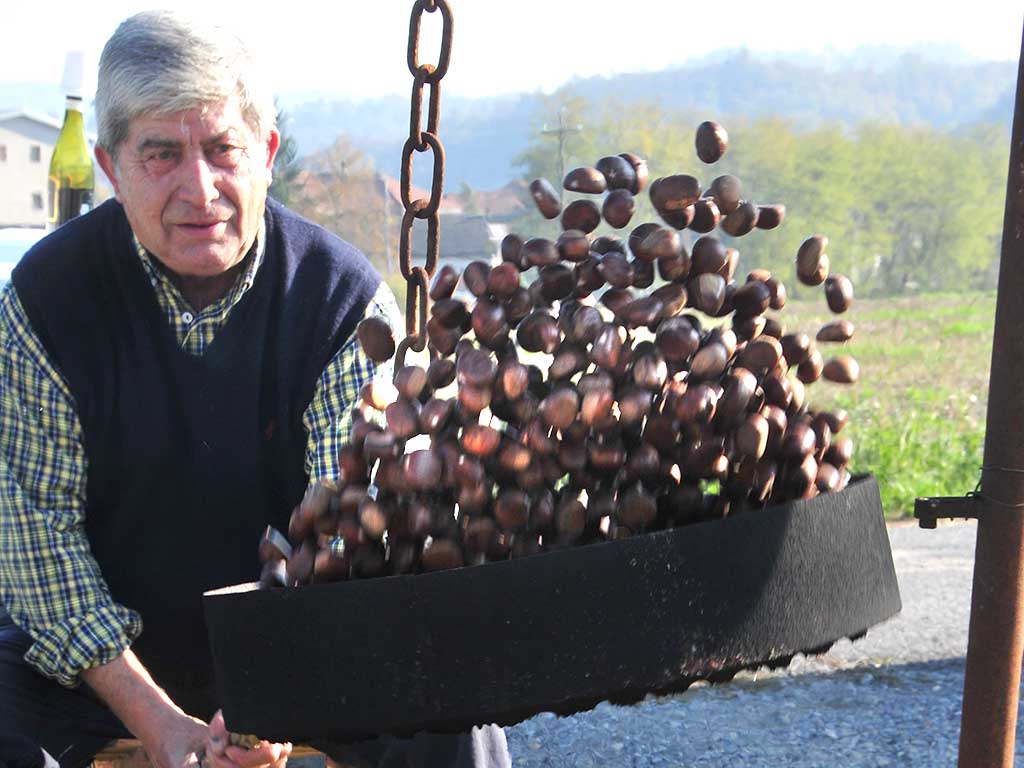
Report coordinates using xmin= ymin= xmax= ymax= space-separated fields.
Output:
xmin=47 ymin=52 xmax=94 ymax=229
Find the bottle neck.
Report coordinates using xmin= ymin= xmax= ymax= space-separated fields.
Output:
xmin=58 ymin=97 xmax=86 ymax=137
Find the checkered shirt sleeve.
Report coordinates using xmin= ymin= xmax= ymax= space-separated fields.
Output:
xmin=303 ymin=280 xmax=403 ymax=482
xmin=0 ymin=281 xmax=143 ymax=687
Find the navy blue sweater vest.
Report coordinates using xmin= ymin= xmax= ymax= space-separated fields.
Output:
xmin=12 ymin=198 xmax=380 ymax=716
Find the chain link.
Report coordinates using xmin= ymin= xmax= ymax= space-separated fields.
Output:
xmin=395 ymin=266 xmax=431 ymax=364
xmin=398 ymin=201 xmax=439 ymax=280
xmin=397 ymin=0 xmax=452 ymax=369
xmin=406 ymin=266 xmax=430 ymax=349
xmin=401 ymin=134 xmax=446 ymax=219
xmin=407 ymin=0 xmax=453 ymax=82
xmin=408 ymin=68 xmax=441 ymax=151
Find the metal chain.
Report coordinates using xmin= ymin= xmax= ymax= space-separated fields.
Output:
xmin=397 ymin=0 xmax=453 ymax=367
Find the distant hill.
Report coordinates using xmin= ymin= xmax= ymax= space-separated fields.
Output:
xmin=281 ymin=47 xmax=1017 ymax=191
xmin=280 ymin=92 xmax=537 ymax=197
xmin=566 ymin=48 xmax=1014 ymax=128
xmin=2 ymin=45 xmax=1016 ymax=192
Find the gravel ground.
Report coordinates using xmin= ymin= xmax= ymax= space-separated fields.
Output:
xmin=504 ymin=520 xmax=1006 ymax=767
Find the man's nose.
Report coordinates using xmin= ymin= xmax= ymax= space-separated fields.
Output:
xmin=177 ymin=153 xmax=220 ymax=206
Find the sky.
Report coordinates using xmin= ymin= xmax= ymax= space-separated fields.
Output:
xmin=2 ymin=0 xmax=1023 ymax=101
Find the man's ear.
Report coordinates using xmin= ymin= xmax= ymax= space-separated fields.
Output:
xmin=264 ymin=129 xmax=281 ymax=177
xmin=95 ymin=145 xmax=121 ymax=200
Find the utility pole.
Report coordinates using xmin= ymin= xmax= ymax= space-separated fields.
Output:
xmin=956 ymin=18 xmax=1024 ymax=768
xmin=541 ymin=107 xmax=582 ymax=203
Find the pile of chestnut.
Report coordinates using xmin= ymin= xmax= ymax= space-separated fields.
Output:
xmin=258 ymin=120 xmax=860 ymax=588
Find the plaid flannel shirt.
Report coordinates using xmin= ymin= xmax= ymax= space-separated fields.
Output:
xmin=0 ymin=229 xmax=399 ymax=687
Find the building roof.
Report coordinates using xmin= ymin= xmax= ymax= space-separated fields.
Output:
xmin=0 ymin=109 xmax=98 ymax=142
xmin=292 ymin=169 xmax=466 ymax=216
xmin=0 ymin=109 xmax=63 ymax=131
xmin=467 ymin=179 xmax=530 ymax=219
xmin=379 ymin=173 xmax=464 ymax=215
xmin=415 ymin=215 xmax=500 ymax=261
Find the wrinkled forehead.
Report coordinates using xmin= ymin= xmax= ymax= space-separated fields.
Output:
xmin=125 ymin=97 xmax=258 ymax=148
xmin=117 ymin=94 xmax=264 ymax=156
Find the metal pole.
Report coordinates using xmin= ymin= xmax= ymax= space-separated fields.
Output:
xmin=958 ymin=19 xmax=1024 ymax=768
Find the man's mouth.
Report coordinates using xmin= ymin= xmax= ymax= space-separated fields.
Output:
xmin=176 ymin=220 xmax=228 ymax=234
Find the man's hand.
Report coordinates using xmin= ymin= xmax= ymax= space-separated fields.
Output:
xmin=206 ymin=712 xmax=291 ymax=768
xmin=82 ymin=651 xmax=210 ymax=768
xmin=82 ymin=652 xmax=287 ymax=768
xmin=145 ymin=712 xmax=209 ymax=768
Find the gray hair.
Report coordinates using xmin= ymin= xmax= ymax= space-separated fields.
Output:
xmin=95 ymin=11 xmax=276 ymax=156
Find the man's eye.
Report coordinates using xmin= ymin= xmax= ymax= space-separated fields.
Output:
xmin=142 ymin=149 xmax=179 ymax=170
xmin=210 ymin=144 xmax=243 ymax=165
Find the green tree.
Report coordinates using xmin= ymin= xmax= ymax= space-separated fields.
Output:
xmin=848 ymin=123 xmax=1006 ymax=294
xmin=269 ymin=102 xmax=302 ymax=207
xmin=458 ymin=181 xmax=482 ymax=216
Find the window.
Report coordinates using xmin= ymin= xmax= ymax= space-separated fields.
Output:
xmin=0 ymin=145 xmax=6 ymax=162
xmin=29 ymin=145 xmax=41 ymax=163
xmin=31 ymin=193 xmax=44 ymax=210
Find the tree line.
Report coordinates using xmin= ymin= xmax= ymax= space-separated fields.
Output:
xmin=512 ymin=94 xmax=1010 ymax=297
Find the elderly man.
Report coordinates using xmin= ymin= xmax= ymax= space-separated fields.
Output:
xmin=0 ymin=11 xmax=509 ymax=768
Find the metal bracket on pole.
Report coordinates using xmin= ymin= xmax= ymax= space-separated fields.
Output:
xmin=915 ymin=495 xmax=984 ymax=529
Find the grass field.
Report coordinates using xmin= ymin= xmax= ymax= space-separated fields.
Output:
xmin=781 ymin=290 xmax=996 ymax=518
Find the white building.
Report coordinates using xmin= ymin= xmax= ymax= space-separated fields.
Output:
xmin=0 ymin=109 xmax=109 ymax=229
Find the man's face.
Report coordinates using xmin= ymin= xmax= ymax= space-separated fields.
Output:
xmin=96 ymin=95 xmax=280 ymax=278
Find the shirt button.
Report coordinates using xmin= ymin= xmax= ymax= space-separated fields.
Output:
xmin=181 ymin=311 xmax=194 ymax=324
